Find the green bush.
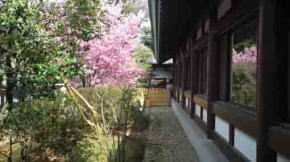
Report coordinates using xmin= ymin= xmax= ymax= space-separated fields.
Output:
xmin=0 ymin=86 xmax=146 ymax=161
xmin=0 ymin=93 xmax=89 ymax=161
xmin=232 ymin=64 xmax=256 ymax=106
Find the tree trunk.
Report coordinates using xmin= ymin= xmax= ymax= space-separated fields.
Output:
xmin=6 ymin=55 xmax=16 ymax=111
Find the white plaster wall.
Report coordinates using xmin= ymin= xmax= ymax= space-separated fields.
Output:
xmin=203 ymin=109 xmax=207 ymax=123
xmin=196 ymin=104 xmax=201 ymax=118
xmin=185 ymin=98 xmax=189 ymax=108
xmin=215 ymin=116 xmax=229 ymax=142
xmin=235 ymin=128 xmax=257 ymax=162
xmin=277 ymin=154 xmax=290 ymax=162
xmin=188 ymin=98 xmax=191 ymax=110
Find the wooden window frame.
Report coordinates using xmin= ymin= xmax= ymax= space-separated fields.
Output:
xmin=217 ymin=17 xmax=259 ymax=113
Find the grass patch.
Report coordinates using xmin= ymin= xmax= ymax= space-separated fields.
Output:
xmin=0 ymin=143 xmax=21 ymax=162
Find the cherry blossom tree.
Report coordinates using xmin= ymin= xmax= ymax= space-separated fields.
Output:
xmin=79 ymin=4 xmax=145 ymax=86
xmin=232 ymin=46 xmax=257 ymax=106
xmin=232 ymin=46 xmax=257 ymax=64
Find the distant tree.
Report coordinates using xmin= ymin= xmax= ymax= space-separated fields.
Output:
xmin=122 ymin=1 xmax=137 ymax=15
xmin=232 ymin=46 xmax=257 ymax=106
xmin=133 ymin=45 xmax=153 ymax=71
xmin=140 ymin=27 xmax=153 ymax=50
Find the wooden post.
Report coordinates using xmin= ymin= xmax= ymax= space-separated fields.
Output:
xmin=181 ymin=56 xmax=186 ymax=108
xmin=172 ymin=57 xmax=176 ymax=100
xmin=175 ymin=58 xmax=179 ymax=101
xmin=256 ymin=0 xmax=277 ymax=161
xmin=274 ymin=2 xmax=288 ymax=123
xmin=178 ymin=58 xmax=182 ymax=102
xmin=174 ymin=58 xmax=178 ymax=100
xmin=229 ymin=124 xmax=235 ymax=146
xmin=178 ymin=58 xmax=181 ymax=102
xmin=190 ymin=53 xmax=196 ymax=118
xmin=206 ymin=2 xmax=219 ymax=139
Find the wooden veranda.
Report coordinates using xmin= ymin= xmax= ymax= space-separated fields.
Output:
xmin=149 ymin=0 xmax=290 ymax=162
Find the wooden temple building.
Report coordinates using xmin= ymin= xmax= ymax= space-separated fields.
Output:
xmin=149 ymin=0 xmax=290 ymax=161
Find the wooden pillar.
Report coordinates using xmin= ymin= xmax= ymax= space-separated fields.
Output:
xmin=172 ymin=58 xmax=176 ymax=100
xmin=177 ymin=58 xmax=182 ymax=102
xmin=190 ymin=53 xmax=196 ymax=118
xmin=177 ymin=60 xmax=179 ymax=101
xmin=176 ymin=60 xmax=179 ymax=100
xmin=275 ymin=2 xmax=288 ymax=122
xmin=206 ymin=3 xmax=219 ymax=139
xmin=229 ymin=124 xmax=235 ymax=146
xmin=175 ymin=59 xmax=178 ymax=100
xmin=181 ymin=56 xmax=186 ymax=108
xmin=256 ymin=0 xmax=277 ymax=161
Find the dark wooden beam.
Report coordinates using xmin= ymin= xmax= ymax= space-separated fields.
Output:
xmin=190 ymin=53 xmax=196 ymax=118
xmin=177 ymin=58 xmax=182 ymax=102
xmin=193 ymin=53 xmax=199 ymax=92
xmin=151 ymin=64 xmax=173 ymax=69
xmin=269 ymin=126 xmax=290 ymax=155
xmin=218 ymin=34 xmax=232 ymax=102
xmin=176 ymin=57 xmax=179 ymax=100
xmin=275 ymin=1 xmax=289 ymax=123
xmin=183 ymin=55 xmax=190 ymax=107
xmin=229 ymin=124 xmax=235 ymax=146
xmin=193 ymin=36 xmax=208 ymax=51
xmin=213 ymin=0 xmax=259 ymax=36
xmin=206 ymin=1 xmax=219 ymax=139
xmin=256 ymin=0 xmax=277 ymax=161
xmin=181 ymin=56 xmax=186 ymax=107
xmin=172 ymin=57 xmax=177 ymax=100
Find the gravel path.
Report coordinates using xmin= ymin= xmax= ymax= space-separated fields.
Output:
xmin=143 ymin=107 xmax=199 ymax=162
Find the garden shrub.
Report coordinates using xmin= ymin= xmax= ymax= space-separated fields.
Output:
xmin=0 ymin=93 xmax=89 ymax=161
xmin=232 ymin=64 xmax=256 ymax=106
xmin=0 ymin=86 xmax=146 ymax=161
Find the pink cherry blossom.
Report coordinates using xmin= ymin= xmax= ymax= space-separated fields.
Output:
xmin=232 ymin=46 xmax=257 ymax=64
xmin=79 ymin=4 xmax=144 ymax=86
